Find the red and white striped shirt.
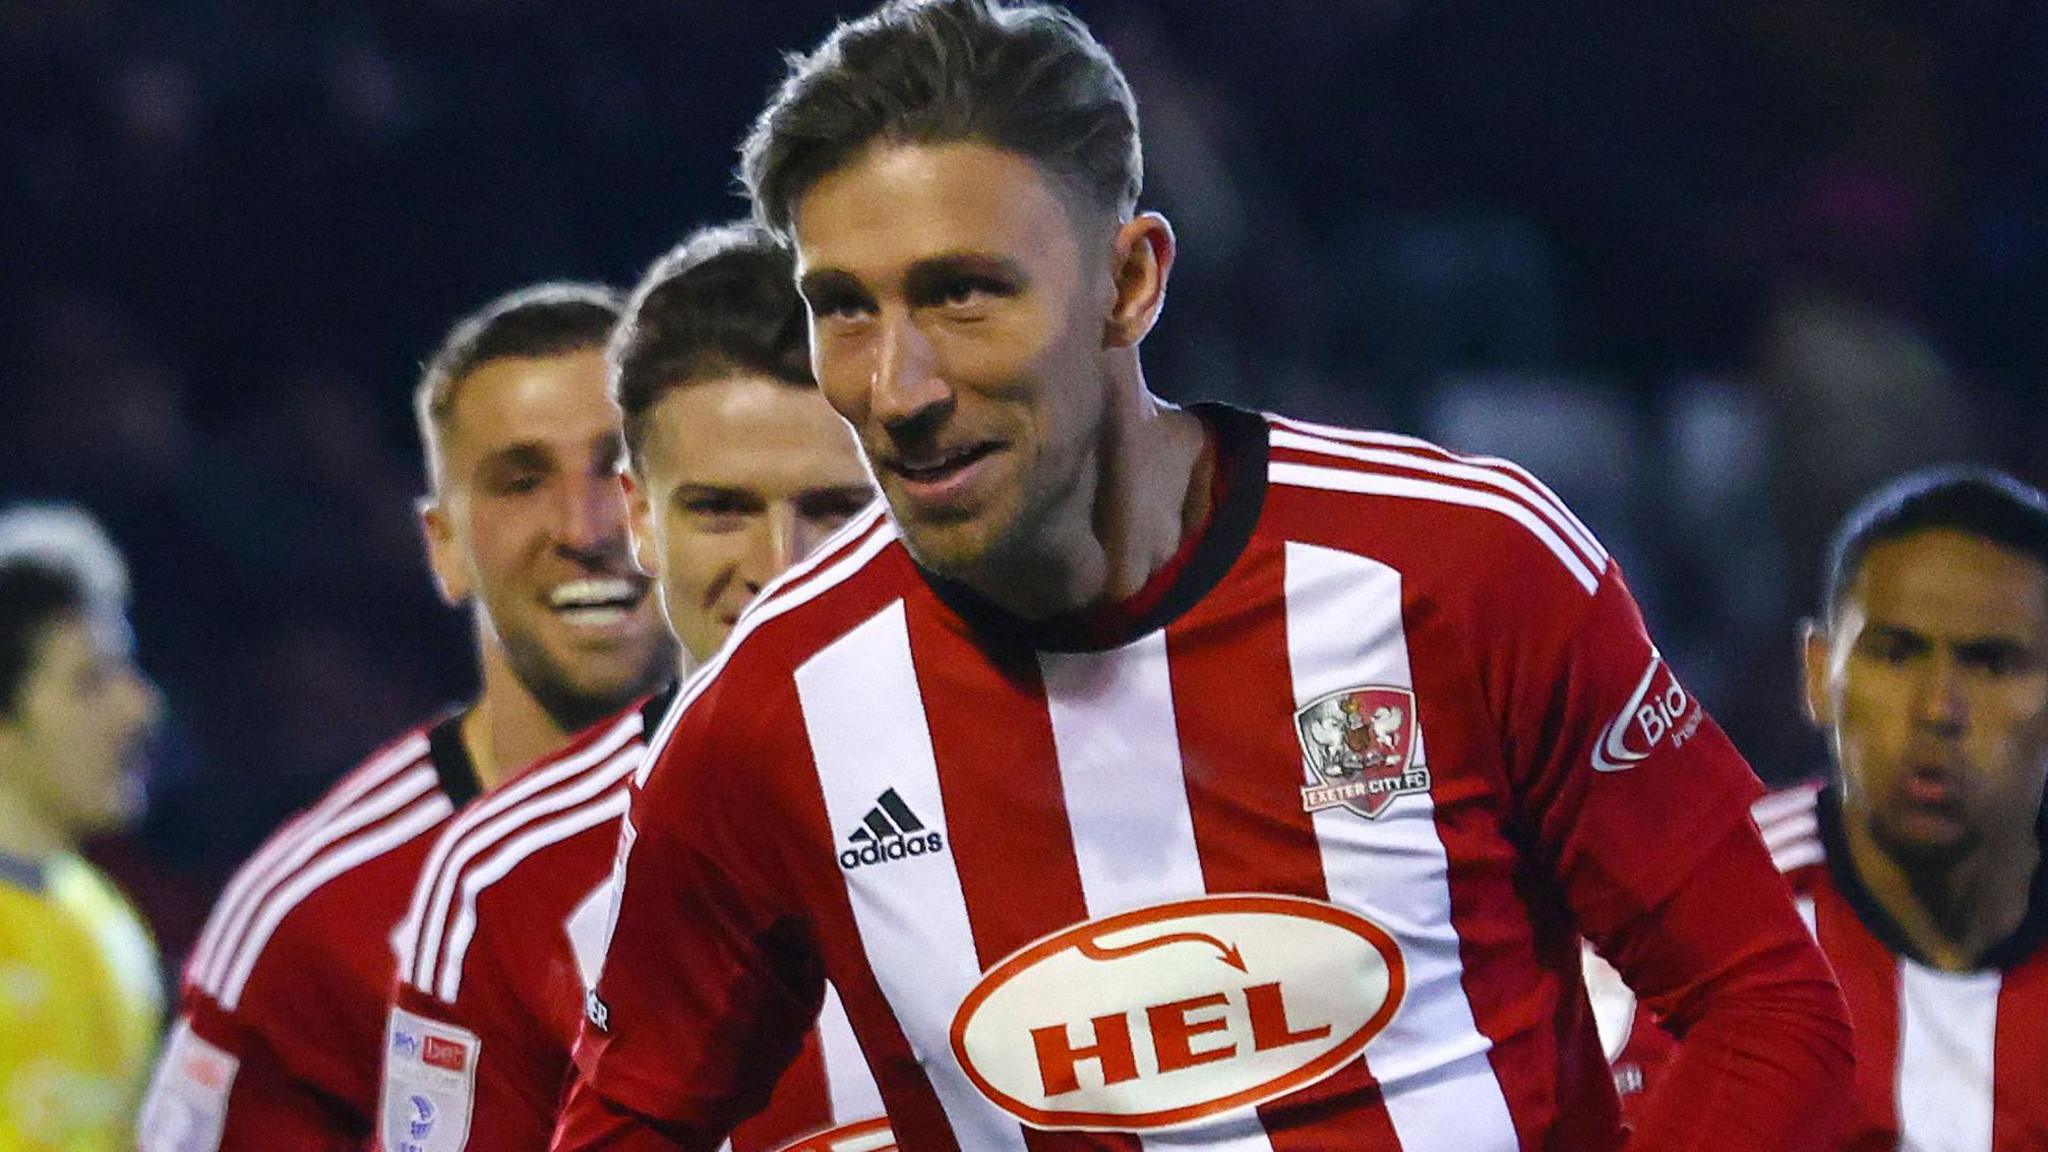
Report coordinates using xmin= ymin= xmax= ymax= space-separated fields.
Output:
xmin=561 ymin=407 xmax=1804 ymax=1151
xmin=385 ymin=692 xmax=891 ymax=1152
xmin=1749 ymin=782 xmax=2048 ymax=1151
xmin=143 ymin=715 xmax=478 ymax=1151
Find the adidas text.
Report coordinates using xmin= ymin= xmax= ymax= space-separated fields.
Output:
xmin=840 ymin=831 xmax=944 ymax=870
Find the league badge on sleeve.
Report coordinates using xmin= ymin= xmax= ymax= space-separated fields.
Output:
xmin=1294 ymin=686 xmax=1430 ymax=819
xmin=379 ymin=1007 xmax=478 ymax=1152
xmin=136 ymin=1020 xmax=237 ymax=1152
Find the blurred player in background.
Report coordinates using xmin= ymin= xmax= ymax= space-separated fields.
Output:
xmin=0 ymin=505 xmax=162 ymax=1151
xmin=139 ymin=285 xmax=675 ymax=1150
xmin=557 ymin=1 xmax=1851 ymax=1149
xmin=381 ymin=225 xmax=885 ymax=1152
xmin=1734 ymin=468 xmax=2048 ymax=1148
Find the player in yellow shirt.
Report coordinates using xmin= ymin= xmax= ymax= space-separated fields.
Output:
xmin=0 ymin=506 xmax=164 ymax=1151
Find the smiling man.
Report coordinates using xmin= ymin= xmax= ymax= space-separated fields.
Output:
xmin=556 ymin=2 xmax=1851 ymax=1150
xmin=142 ymin=285 xmax=673 ymax=1150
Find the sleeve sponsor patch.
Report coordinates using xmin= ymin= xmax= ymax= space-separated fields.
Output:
xmin=380 ymin=1006 xmax=479 ymax=1152
xmin=137 ymin=1020 xmax=237 ymax=1152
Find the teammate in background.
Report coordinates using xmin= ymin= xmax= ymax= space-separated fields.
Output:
xmin=0 ymin=505 xmax=162 ymax=1151
xmin=382 ymin=226 xmax=885 ymax=1152
xmin=1737 ymin=468 xmax=2048 ymax=1148
xmin=140 ymin=285 xmax=674 ymax=1150
xmin=555 ymin=2 xmax=1852 ymax=1149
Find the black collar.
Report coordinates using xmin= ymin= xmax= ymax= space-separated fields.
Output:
xmin=923 ymin=402 xmax=1269 ymax=653
xmin=639 ymin=681 xmax=680 ymax=732
xmin=1818 ymin=784 xmax=2048 ymax=971
xmin=426 ymin=709 xmax=482 ymax=809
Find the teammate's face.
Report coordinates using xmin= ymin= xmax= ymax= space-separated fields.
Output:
xmin=625 ymin=375 xmax=872 ymax=664
xmin=792 ymin=142 xmax=1122 ymax=580
xmin=1806 ymin=529 xmax=2048 ymax=867
xmin=423 ymin=351 xmax=672 ymax=722
xmin=0 ymin=614 xmax=158 ymax=840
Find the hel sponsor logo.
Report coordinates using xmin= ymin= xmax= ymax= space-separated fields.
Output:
xmin=1591 ymin=649 xmax=1703 ymax=773
xmin=1295 ymin=685 xmax=1430 ymax=819
xmin=951 ymin=894 xmax=1405 ymax=1131
xmin=768 ymin=1117 xmax=897 ymax=1152
xmin=838 ymin=788 xmax=945 ymax=870
xmin=380 ymin=1007 xmax=477 ymax=1152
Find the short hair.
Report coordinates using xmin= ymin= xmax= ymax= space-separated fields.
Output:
xmin=608 ymin=223 xmax=813 ymax=470
xmin=0 ymin=505 xmax=129 ymax=719
xmin=740 ymin=0 xmax=1142 ymax=236
xmin=1821 ymin=466 xmax=2048 ymax=620
xmin=414 ymin=283 xmax=624 ymax=490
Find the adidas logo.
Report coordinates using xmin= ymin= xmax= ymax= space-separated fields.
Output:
xmin=838 ymin=788 xmax=945 ymax=871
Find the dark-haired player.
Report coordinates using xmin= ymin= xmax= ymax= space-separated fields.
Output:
xmin=141 ymin=285 xmax=674 ymax=1150
xmin=556 ymin=2 xmax=1852 ymax=1149
xmin=1686 ymin=467 xmax=2048 ymax=1149
xmin=381 ymin=225 xmax=884 ymax=1152
xmin=0 ymin=505 xmax=162 ymax=1150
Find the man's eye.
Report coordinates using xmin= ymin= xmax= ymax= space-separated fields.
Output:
xmin=811 ymin=295 xmax=874 ymax=323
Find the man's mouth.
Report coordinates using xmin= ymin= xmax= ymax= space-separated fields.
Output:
xmin=546 ymin=577 xmax=648 ymax=628
xmin=886 ymin=442 xmax=1001 ymax=496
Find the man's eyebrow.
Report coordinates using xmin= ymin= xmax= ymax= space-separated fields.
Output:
xmin=475 ymin=442 xmax=554 ymax=474
xmin=903 ymin=253 xmax=1028 ymax=296
xmin=798 ymin=267 xmax=866 ymax=301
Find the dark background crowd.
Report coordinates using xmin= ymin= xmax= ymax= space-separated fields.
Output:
xmin=3 ymin=0 xmax=2043 ymax=963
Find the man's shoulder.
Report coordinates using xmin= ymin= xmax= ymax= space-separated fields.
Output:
xmin=1752 ymin=779 xmax=1829 ymax=893
xmin=182 ymin=719 xmax=456 ymax=1015
xmin=1260 ymin=412 xmax=1612 ymax=604
xmin=394 ymin=705 xmax=651 ymax=1005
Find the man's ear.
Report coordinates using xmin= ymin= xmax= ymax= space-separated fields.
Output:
xmin=1103 ymin=212 xmax=1176 ymax=350
xmin=621 ymin=470 xmax=659 ymax=578
xmin=1800 ymin=617 xmax=1835 ymax=729
xmin=419 ymin=496 xmax=471 ymax=606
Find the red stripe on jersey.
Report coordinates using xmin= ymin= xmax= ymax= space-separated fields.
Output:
xmin=1993 ymin=951 xmax=2048 ymax=1148
xmin=912 ymin=606 xmax=1136 ymax=1152
xmin=1811 ymin=880 xmax=1901 ymax=1140
xmin=1163 ymin=540 xmax=1403 ymax=1150
xmin=732 ymin=1029 xmax=831 ymax=1152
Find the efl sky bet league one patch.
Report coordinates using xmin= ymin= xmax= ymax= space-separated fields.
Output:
xmin=136 ymin=1020 xmax=237 ymax=1152
xmin=380 ymin=1006 xmax=480 ymax=1152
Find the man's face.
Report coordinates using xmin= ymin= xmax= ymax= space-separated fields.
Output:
xmin=0 ymin=614 xmax=158 ymax=840
xmin=1807 ymin=528 xmax=2048 ymax=867
xmin=627 ymin=375 xmax=873 ymax=664
xmin=792 ymin=142 xmax=1118 ymax=579
xmin=423 ymin=350 xmax=673 ymax=723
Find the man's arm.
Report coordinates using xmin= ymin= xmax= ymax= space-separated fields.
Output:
xmin=141 ymin=1003 xmax=363 ymax=1152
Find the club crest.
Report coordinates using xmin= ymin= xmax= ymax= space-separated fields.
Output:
xmin=1294 ymin=686 xmax=1429 ymax=819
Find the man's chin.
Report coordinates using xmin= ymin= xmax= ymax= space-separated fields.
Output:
xmin=1871 ymin=809 xmax=1978 ymax=870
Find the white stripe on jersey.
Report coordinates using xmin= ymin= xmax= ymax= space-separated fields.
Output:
xmin=189 ymin=732 xmax=429 ymax=985
xmin=436 ymin=782 xmax=634 ymax=1001
xmin=641 ymin=516 xmax=900 ymax=789
xmin=1269 ymin=427 xmax=1607 ymax=571
xmin=818 ymin=982 xmax=885 ymax=1126
xmin=1270 ymin=462 xmax=1602 ymax=594
xmin=795 ymin=601 xmax=1030 ymax=1152
xmin=1283 ymin=542 xmax=1519 ymax=1151
xmin=1040 ymin=636 xmax=1275 ymax=1152
xmin=1897 ymin=963 xmax=1998 ymax=1152
xmin=1268 ymin=416 xmax=1607 ymax=567
xmin=219 ymin=791 xmax=452 ymax=1009
xmin=201 ymin=762 xmax=440 ymax=998
xmin=407 ymin=726 xmax=643 ymax=992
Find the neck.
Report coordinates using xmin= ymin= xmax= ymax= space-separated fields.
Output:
xmin=464 ymin=636 xmax=577 ymax=791
xmin=0 ymin=784 xmax=68 ymax=862
xmin=968 ymin=384 xmax=1210 ymax=621
xmin=1845 ymin=810 xmax=2038 ymax=971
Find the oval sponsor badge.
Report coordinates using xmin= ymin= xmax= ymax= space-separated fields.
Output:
xmin=950 ymin=894 xmax=1405 ymax=1131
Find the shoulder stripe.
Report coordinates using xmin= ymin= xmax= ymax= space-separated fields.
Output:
xmin=1753 ymin=783 xmax=1825 ymax=876
xmin=406 ymin=742 xmax=643 ymax=991
xmin=641 ymin=518 xmax=902 ymax=787
xmin=215 ymin=789 xmax=453 ymax=1010
xmin=397 ymin=710 xmax=645 ymax=981
xmin=1270 ymin=414 xmax=1605 ymax=561
xmin=196 ymin=761 xmax=438 ymax=999
xmin=1268 ymin=425 xmax=1607 ymax=570
xmin=1269 ymin=460 xmax=1602 ymax=594
xmin=432 ymin=784 xmax=634 ymax=1001
xmin=187 ymin=732 xmax=429 ymax=982
xmin=728 ymin=503 xmax=890 ymax=638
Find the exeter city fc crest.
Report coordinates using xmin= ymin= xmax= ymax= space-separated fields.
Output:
xmin=1294 ymin=686 xmax=1429 ymax=820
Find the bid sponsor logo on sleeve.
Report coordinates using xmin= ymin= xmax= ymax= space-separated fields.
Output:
xmin=950 ymin=894 xmax=1406 ymax=1132
xmin=1591 ymin=649 xmax=1703 ymax=773
xmin=379 ymin=1007 xmax=478 ymax=1152
xmin=768 ymin=1117 xmax=897 ymax=1152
